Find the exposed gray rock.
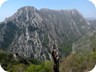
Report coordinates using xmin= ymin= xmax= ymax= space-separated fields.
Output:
xmin=88 ymin=19 xmax=96 ymax=30
xmin=0 ymin=6 xmax=92 ymax=60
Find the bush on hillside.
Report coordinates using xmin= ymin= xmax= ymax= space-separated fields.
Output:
xmin=26 ymin=61 xmax=53 ymax=72
xmin=60 ymin=51 xmax=96 ymax=72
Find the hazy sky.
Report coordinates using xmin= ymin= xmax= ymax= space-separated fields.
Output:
xmin=0 ymin=0 xmax=96 ymax=22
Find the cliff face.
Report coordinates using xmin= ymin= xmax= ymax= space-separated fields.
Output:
xmin=0 ymin=6 xmax=91 ymax=60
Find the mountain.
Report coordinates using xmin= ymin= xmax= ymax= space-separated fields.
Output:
xmin=88 ymin=19 xmax=96 ymax=30
xmin=0 ymin=6 xmax=92 ymax=60
xmin=87 ymin=18 xmax=96 ymax=21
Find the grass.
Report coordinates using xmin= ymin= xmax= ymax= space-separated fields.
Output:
xmin=60 ymin=51 xmax=96 ymax=72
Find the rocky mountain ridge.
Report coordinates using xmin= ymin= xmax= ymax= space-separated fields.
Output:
xmin=0 ymin=6 xmax=92 ymax=60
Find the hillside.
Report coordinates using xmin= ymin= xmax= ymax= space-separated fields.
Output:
xmin=72 ymin=31 xmax=96 ymax=55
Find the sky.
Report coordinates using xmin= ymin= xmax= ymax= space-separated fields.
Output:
xmin=0 ymin=0 xmax=96 ymax=22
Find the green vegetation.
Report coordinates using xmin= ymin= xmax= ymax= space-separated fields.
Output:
xmin=26 ymin=61 xmax=53 ymax=72
xmin=0 ymin=51 xmax=19 ymax=71
xmin=1 ymin=21 xmax=18 ymax=49
xmin=0 ymin=50 xmax=53 ymax=72
xmin=9 ymin=64 xmax=27 ymax=72
xmin=42 ymin=35 xmax=49 ymax=48
xmin=90 ymin=35 xmax=96 ymax=50
xmin=60 ymin=51 xmax=96 ymax=72
xmin=0 ymin=49 xmax=96 ymax=72
xmin=59 ymin=42 xmax=72 ymax=56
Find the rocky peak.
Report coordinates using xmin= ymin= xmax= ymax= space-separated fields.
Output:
xmin=6 ymin=6 xmax=38 ymax=22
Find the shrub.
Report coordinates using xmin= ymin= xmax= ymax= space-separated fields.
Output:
xmin=26 ymin=61 xmax=53 ymax=72
xmin=8 ymin=64 xmax=27 ymax=72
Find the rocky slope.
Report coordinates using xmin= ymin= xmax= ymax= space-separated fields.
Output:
xmin=0 ymin=6 xmax=92 ymax=60
xmin=88 ymin=19 xmax=96 ymax=30
xmin=70 ymin=18 xmax=96 ymax=55
xmin=72 ymin=30 xmax=96 ymax=55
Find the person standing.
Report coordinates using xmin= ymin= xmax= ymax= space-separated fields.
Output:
xmin=51 ymin=44 xmax=59 ymax=72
